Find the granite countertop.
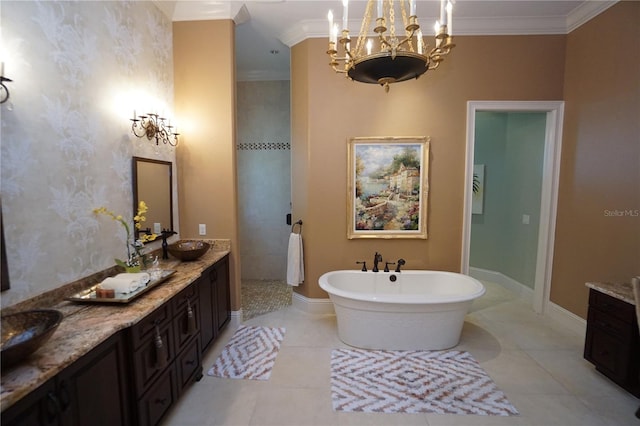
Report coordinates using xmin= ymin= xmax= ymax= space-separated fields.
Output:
xmin=586 ymin=281 xmax=637 ymax=306
xmin=0 ymin=240 xmax=230 ymax=412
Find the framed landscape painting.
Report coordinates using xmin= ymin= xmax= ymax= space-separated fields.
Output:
xmin=347 ymin=136 xmax=430 ymax=239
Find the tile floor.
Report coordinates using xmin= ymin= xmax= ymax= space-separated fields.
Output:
xmin=241 ymin=279 xmax=292 ymax=321
xmin=164 ymin=281 xmax=639 ymax=426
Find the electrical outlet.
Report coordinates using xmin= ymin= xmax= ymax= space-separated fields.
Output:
xmin=153 ymin=223 xmax=161 ymax=234
xmin=522 ymin=214 xmax=530 ymax=225
xmin=199 ymin=224 xmax=206 ymax=235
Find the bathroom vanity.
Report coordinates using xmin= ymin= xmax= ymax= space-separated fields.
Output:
xmin=584 ymin=282 xmax=640 ymax=398
xmin=1 ymin=244 xmax=231 ymax=426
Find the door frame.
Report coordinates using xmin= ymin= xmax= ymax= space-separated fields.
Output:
xmin=461 ymin=101 xmax=565 ymax=314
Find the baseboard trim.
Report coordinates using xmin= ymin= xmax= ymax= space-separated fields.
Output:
xmin=470 ymin=267 xmax=586 ymax=338
xmin=230 ymin=310 xmax=243 ymax=327
xmin=546 ymin=301 xmax=587 ymax=341
xmin=469 ymin=267 xmax=534 ymax=303
xmin=292 ymin=292 xmax=335 ymax=315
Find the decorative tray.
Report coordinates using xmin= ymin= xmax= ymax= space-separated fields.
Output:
xmin=66 ymin=270 xmax=176 ymax=304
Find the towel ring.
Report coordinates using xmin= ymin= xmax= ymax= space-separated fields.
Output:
xmin=291 ymin=220 xmax=303 ymax=234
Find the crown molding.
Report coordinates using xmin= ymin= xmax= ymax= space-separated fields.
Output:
xmin=171 ymin=1 xmax=244 ymax=22
xmin=278 ymin=1 xmax=619 ymax=47
xmin=566 ymin=0 xmax=617 ymax=33
xmin=152 ymin=0 xmax=176 ymax=20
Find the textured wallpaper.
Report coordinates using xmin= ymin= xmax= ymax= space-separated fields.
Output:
xmin=1 ymin=1 xmax=176 ymax=307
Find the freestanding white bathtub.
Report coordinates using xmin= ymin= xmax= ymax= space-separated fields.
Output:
xmin=319 ymin=270 xmax=485 ymax=350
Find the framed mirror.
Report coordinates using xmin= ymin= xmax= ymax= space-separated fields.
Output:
xmin=132 ymin=157 xmax=173 ymax=241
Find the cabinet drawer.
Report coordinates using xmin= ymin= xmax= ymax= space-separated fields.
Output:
xmin=177 ymin=337 xmax=202 ymax=392
xmin=131 ymin=302 xmax=172 ymax=350
xmin=173 ymin=282 xmax=198 ymax=312
xmin=589 ymin=290 xmax=635 ymax=324
xmin=588 ymin=308 xmax=631 ymax=341
xmin=137 ymin=365 xmax=178 ymax=426
xmin=132 ymin=323 xmax=175 ymax=395
xmin=173 ymin=298 xmax=200 ymax=353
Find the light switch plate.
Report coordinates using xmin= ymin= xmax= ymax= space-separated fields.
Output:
xmin=153 ymin=223 xmax=161 ymax=234
xmin=199 ymin=224 xmax=206 ymax=235
xmin=522 ymin=214 xmax=530 ymax=225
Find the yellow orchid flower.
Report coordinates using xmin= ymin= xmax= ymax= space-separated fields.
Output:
xmin=93 ymin=200 xmax=158 ymax=269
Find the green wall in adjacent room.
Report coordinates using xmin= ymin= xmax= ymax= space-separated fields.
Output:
xmin=470 ymin=112 xmax=547 ymax=289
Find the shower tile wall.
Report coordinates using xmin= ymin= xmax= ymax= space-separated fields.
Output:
xmin=236 ymin=80 xmax=291 ymax=280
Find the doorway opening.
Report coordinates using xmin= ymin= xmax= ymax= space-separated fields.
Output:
xmin=235 ymin=15 xmax=293 ymax=320
xmin=461 ymin=101 xmax=564 ymax=315
xmin=235 ymin=80 xmax=292 ymax=320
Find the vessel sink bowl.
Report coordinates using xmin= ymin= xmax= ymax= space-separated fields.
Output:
xmin=1 ymin=309 xmax=63 ymax=368
xmin=167 ymin=240 xmax=211 ymax=261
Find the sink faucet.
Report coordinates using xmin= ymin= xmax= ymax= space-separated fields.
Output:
xmin=372 ymin=252 xmax=383 ymax=272
xmin=160 ymin=229 xmax=177 ymax=259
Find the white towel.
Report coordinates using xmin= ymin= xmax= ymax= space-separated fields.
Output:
xmin=286 ymin=232 xmax=304 ymax=286
xmin=100 ymin=272 xmax=151 ymax=294
xmin=115 ymin=272 xmax=151 ymax=285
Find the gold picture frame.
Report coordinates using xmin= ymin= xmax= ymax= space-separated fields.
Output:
xmin=347 ymin=136 xmax=430 ymax=239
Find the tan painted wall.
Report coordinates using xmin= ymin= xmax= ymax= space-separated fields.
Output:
xmin=552 ymin=2 xmax=640 ymax=318
xmin=291 ymin=35 xmax=566 ymax=299
xmin=173 ymin=20 xmax=242 ymax=310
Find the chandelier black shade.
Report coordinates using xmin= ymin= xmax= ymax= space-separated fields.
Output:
xmin=348 ymin=51 xmax=428 ymax=85
xmin=327 ymin=0 xmax=455 ymax=92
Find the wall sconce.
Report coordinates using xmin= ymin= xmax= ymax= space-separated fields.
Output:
xmin=0 ymin=62 xmax=12 ymax=105
xmin=130 ymin=111 xmax=179 ymax=146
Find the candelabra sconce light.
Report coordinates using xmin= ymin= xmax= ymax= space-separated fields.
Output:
xmin=130 ymin=111 xmax=179 ymax=146
xmin=327 ymin=0 xmax=455 ymax=92
xmin=0 ymin=62 xmax=12 ymax=104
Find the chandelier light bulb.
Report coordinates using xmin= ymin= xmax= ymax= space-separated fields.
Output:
xmin=342 ymin=0 xmax=349 ymax=31
xmin=447 ymin=1 xmax=453 ymax=35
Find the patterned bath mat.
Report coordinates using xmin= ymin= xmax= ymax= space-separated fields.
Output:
xmin=331 ymin=349 xmax=518 ymax=416
xmin=208 ymin=325 xmax=285 ymax=380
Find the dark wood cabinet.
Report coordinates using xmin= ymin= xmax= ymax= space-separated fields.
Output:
xmin=129 ymin=281 xmax=202 ymax=426
xmin=3 ymin=255 xmax=230 ymax=426
xmin=1 ymin=379 xmax=58 ymax=426
xmin=584 ymin=289 xmax=640 ymax=397
xmin=2 ymin=331 xmax=131 ymax=426
xmin=136 ymin=365 xmax=178 ymax=426
xmin=198 ymin=254 xmax=230 ymax=353
xmin=214 ymin=256 xmax=231 ymax=335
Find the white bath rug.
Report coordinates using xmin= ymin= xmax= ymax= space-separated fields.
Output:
xmin=208 ymin=325 xmax=285 ymax=380
xmin=331 ymin=348 xmax=519 ymax=416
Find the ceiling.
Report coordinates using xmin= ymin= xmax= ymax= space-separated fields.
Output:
xmin=154 ymin=0 xmax=617 ymax=80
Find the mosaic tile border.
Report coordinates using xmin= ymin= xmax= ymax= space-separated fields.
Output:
xmin=237 ymin=142 xmax=290 ymax=150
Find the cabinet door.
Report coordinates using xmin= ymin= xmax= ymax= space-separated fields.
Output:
xmin=136 ymin=365 xmax=178 ymax=426
xmin=1 ymin=380 xmax=59 ymax=426
xmin=177 ymin=336 xmax=202 ymax=392
xmin=198 ymin=271 xmax=215 ymax=352
xmin=132 ymin=323 xmax=175 ymax=396
xmin=58 ymin=331 xmax=132 ymax=426
xmin=173 ymin=284 xmax=199 ymax=353
xmin=214 ymin=256 xmax=230 ymax=334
